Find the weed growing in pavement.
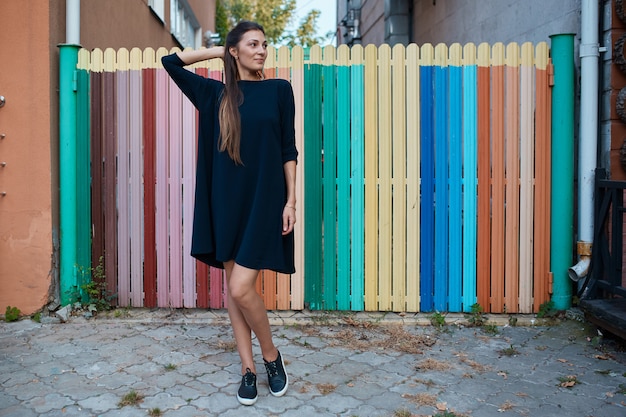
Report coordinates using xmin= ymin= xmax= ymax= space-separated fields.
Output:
xmin=148 ymin=408 xmax=162 ymax=416
xmin=430 ymin=311 xmax=447 ymax=329
xmin=118 ymin=390 xmax=143 ymax=406
xmin=393 ymin=409 xmax=413 ymax=417
xmin=537 ymin=300 xmax=558 ymax=318
xmin=466 ymin=303 xmax=485 ymax=327
xmin=617 ymin=383 xmax=626 ymax=395
xmin=30 ymin=311 xmax=41 ymax=323
xmin=499 ymin=344 xmax=520 ymax=357
xmin=483 ymin=324 xmax=499 ymax=335
xmin=4 ymin=306 xmax=20 ymax=322
xmin=434 ymin=411 xmax=464 ymax=417
xmin=164 ymin=363 xmax=177 ymax=371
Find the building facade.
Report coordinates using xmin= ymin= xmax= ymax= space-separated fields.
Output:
xmin=0 ymin=0 xmax=215 ymax=315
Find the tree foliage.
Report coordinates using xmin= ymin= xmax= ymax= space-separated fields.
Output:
xmin=215 ymin=0 xmax=327 ymax=47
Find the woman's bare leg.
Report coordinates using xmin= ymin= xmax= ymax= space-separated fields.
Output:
xmin=224 ymin=261 xmax=279 ymax=375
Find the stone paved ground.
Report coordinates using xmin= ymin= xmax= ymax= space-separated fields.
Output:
xmin=1 ymin=309 xmax=625 ymax=417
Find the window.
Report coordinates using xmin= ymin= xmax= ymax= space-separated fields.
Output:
xmin=170 ymin=0 xmax=201 ymax=48
xmin=148 ymin=0 xmax=165 ymax=23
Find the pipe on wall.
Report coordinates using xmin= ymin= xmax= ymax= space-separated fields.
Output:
xmin=568 ymin=0 xmax=601 ymax=285
xmin=549 ymin=33 xmax=576 ymax=311
xmin=384 ymin=0 xmax=410 ymax=45
xmin=58 ymin=0 xmax=81 ymax=305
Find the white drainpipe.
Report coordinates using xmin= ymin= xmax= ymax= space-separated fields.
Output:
xmin=66 ymin=0 xmax=80 ymax=45
xmin=568 ymin=0 xmax=601 ymax=282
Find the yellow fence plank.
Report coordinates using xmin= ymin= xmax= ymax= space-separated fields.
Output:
xmin=406 ymin=43 xmax=421 ymax=312
xmin=364 ymin=44 xmax=379 ymax=311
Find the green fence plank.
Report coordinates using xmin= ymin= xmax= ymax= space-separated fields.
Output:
xmin=322 ymin=50 xmax=338 ymax=310
xmin=336 ymin=60 xmax=351 ymax=310
xmin=304 ymin=59 xmax=324 ymax=310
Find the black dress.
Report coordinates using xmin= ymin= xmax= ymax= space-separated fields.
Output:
xmin=162 ymin=54 xmax=298 ymax=274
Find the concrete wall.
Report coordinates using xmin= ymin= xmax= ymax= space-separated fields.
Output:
xmin=412 ymin=0 xmax=580 ymax=45
xmin=0 ymin=0 xmax=55 ymax=315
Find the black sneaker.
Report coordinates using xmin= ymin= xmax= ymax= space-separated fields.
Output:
xmin=264 ymin=350 xmax=288 ymax=397
xmin=237 ymin=368 xmax=258 ymax=406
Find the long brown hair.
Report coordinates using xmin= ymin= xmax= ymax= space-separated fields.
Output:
xmin=219 ymin=21 xmax=265 ymax=165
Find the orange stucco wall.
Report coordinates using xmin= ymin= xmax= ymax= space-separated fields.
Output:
xmin=0 ymin=0 xmax=54 ymax=315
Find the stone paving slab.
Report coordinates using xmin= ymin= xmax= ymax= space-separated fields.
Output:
xmin=0 ymin=309 xmax=625 ymax=417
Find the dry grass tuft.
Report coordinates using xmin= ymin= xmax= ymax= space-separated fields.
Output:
xmin=415 ymin=358 xmax=453 ymax=371
xmin=402 ymin=392 xmax=438 ymax=407
xmin=326 ymin=324 xmax=436 ymax=354
xmin=316 ymin=383 xmax=337 ymax=395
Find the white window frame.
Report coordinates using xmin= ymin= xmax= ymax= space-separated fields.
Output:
xmin=170 ymin=0 xmax=201 ymax=48
xmin=148 ymin=0 xmax=165 ymax=23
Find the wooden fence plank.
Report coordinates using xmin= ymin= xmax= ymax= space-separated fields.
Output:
xmin=337 ymin=45 xmax=352 ymax=310
xmin=448 ymin=43 xmax=463 ymax=312
xmin=392 ymin=44 xmax=407 ymax=311
xmin=519 ymin=42 xmax=535 ymax=313
xmin=434 ymin=44 xmax=449 ymax=312
xmin=155 ymin=50 xmax=170 ymax=307
xmin=462 ymin=43 xmax=478 ymax=312
xmin=291 ymin=46 xmax=305 ymax=310
xmin=142 ymin=61 xmax=157 ymax=308
xmin=364 ymin=44 xmax=379 ymax=311
xmin=420 ymin=44 xmax=435 ymax=312
xmin=323 ymin=45 xmax=338 ymax=310
xmin=406 ymin=43 xmax=421 ymax=312
xmin=168 ymin=67 xmax=184 ymax=308
xmin=304 ymin=45 xmax=324 ymax=309
xmin=505 ymin=43 xmax=521 ymax=313
xmin=477 ymin=43 xmax=491 ymax=311
xmin=182 ymin=84 xmax=196 ymax=307
xmin=129 ymin=51 xmax=144 ymax=307
xmin=378 ymin=44 xmax=393 ymax=311
xmin=534 ymin=43 xmax=552 ymax=312
xmin=491 ymin=43 xmax=506 ymax=313
xmin=116 ymin=56 xmax=130 ymax=307
xmin=90 ymin=70 xmax=105 ymax=291
xmin=350 ymin=45 xmax=365 ymax=311
xmin=103 ymin=51 xmax=118 ymax=303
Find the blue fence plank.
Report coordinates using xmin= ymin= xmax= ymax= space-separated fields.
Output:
xmin=420 ymin=64 xmax=435 ymax=312
xmin=434 ymin=64 xmax=449 ymax=312
xmin=448 ymin=64 xmax=463 ymax=312
xmin=463 ymin=63 xmax=478 ymax=312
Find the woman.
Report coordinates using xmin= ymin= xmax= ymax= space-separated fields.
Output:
xmin=162 ymin=21 xmax=296 ymax=406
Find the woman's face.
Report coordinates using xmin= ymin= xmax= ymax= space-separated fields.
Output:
xmin=231 ymin=29 xmax=267 ymax=80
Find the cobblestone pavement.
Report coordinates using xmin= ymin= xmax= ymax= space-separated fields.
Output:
xmin=1 ymin=309 xmax=626 ymax=417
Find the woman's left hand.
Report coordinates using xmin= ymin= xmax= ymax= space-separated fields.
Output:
xmin=282 ymin=205 xmax=296 ymax=235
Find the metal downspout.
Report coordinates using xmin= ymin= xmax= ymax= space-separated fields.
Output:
xmin=58 ymin=0 xmax=81 ymax=305
xmin=568 ymin=0 xmax=601 ymax=288
xmin=550 ymin=33 xmax=576 ymax=310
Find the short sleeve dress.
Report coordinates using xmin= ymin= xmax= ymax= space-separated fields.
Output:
xmin=162 ymin=53 xmax=298 ymax=274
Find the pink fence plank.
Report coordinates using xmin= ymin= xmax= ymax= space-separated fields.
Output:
xmin=182 ymin=92 xmax=196 ymax=307
xmin=168 ymin=77 xmax=184 ymax=308
xmin=116 ymin=69 xmax=131 ymax=306
xmin=155 ymin=68 xmax=170 ymax=306
xmin=129 ymin=69 xmax=144 ymax=307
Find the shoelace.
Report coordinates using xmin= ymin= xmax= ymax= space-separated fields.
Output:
xmin=242 ymin=368 xmax=256 ymax=386
xmin=265 ymin=360 xmax=279 ymax=377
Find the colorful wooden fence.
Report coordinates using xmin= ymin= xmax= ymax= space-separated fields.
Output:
xmin=77 ymin=42 xmax=552 ymax=314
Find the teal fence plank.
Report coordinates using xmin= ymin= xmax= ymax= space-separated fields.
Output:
xmin=337 ymin=63 xmax=351 ymax=310
xmin=463 ymin=64 xmax=478 ymax=312
xmin=304 ymin=62 xmax=324 ymax=310
xmin=351 ymin=62 xmax=365 ymax=311
xmin=322 ymin=57 xmax=338 ymax=310
xmin=448 ymin=64 xmax=463 ymax=311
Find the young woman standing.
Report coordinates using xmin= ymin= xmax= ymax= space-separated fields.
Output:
xmin=162 ymin=21 xmax=297 ymax=406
